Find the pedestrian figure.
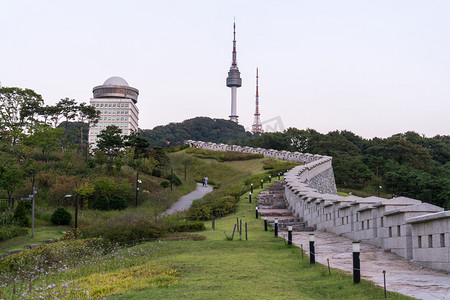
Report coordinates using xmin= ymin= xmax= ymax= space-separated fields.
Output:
xmin=205 ymin=176 xmax=208 ymax=186
xmin=202 ymin=177 xmax=205 ymax=186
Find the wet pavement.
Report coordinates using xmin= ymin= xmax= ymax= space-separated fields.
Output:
xmin=280 ymin=231 xmax=450 ymax=300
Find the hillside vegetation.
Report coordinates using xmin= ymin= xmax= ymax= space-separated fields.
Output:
xmin=232 ymin=129 xmax=450 ymax=209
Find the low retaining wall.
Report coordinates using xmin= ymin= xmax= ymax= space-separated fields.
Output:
xmin=186 ymin=140 xmax=450 ymax=273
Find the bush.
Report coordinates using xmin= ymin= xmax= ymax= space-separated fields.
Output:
xmin=168 ymin=221 xmax=205 ymax=232
xmin=0 ymin=226 xmax=29 ymax=242
xmin=81 ymin=212 xmax=165 ymax=243
xmin=92 ymin=195 xmax=110 ymax=210
xmin=160 ymin=181 xmax=170 ymax=189
xmin=165 ymin=174 xmax=182 ymax=186
xmin=109 ymin=195 xmax=128 ymax=210
xmin=13 ymin=202 xmax=31 ymax=227
xmin=152 ymin=168 xmax=162 ymax=177
xmin=50 ymin=207 xmax=72 ymax=225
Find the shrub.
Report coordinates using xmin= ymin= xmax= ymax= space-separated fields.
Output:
xmin=81 ymin=212 xmax=166 ymax=243
xmin=168 ymin=221 xmax=205 ymax=232
xmin=0 ymin=226 xmax=29 ymax=242
xmin=13 ymin=202 xmax=30 ymax=227
xmin=51 ymin=207 xmax=72 ymax=225
xmin=152 ymin=168 xmax=162 ymax=177
xmin=92 ymin=195 xmax=110 ymax=210
xmin=109 ymin=195 xmax=128 ymax=210
xmin=165 ymin=174 xmax=182 ymax=186
xmin=160 ymin=181 xmax=170 ymax=189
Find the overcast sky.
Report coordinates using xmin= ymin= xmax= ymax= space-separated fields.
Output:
xmin=1 ymin=1 xmax=449 ymax=138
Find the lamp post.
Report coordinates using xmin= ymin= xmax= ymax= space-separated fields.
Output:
xmin=288 ymin=225 xmax=293 ymax=245
xmin=274 ymin=218 xmax=278 ymax=237
xmin=353 ymin=242 xmax=361 ymax=283
xmin=65 ymin=194 xmax=79 ymax=229
xmin=309 ymin=234 xmax=315 ymax=264
xmin=249 ymin=192 xmax=252 ymax=203
xmin=135 ymin=171 xmax=142 ymax=207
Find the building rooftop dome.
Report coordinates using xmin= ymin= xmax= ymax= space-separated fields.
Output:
xmin=103 ymin=76 xmax=129 ymax=86
xmin=93 ymin=76 xmax=139 ymax=103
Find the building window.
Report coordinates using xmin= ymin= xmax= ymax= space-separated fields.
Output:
xmin=367 ymin=220 xmax=370 ymax=229
xmin=397 ymin=226 xmax=401 ymax=236
xmin=100 ymin=104 xmax=104 ymax=107
xmin=346 ymin=216 xmax=348 ymax=224
xmin=125 ymin=104 xmax=129 ymax=107
xmin=380 ymin=217 xmax=384 ymax=227
xmin=440 ymin=234 xmax=445 ymax=247
xmin=362 ymin=221 xmax=365 ymax=230
xmin=418 ymin=236 xmax=422 ymax=248
xmin=341 ymin=217 xmax=344 ymax=225
xmin=389 ymin=227 xmax=392 ymax=237
xmin=356 ymin=214 xmax=359 ymax=222
xmin=108 ymin=104 xmax=112 ymax=107
xmin=125 ymin=110 xmax=129 ymax=114
xmin=113 ymin=104 xmax=116 ymax=107
xmin=428 ymin=235 xmax=433 ymax=248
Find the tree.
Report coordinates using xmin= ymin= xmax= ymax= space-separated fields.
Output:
xmin=24 ymin=124 xmax=64 ymax=162
xmin=0 ymin=87 xmax=44 ymax=145
xmin=96 ymin=125 xmax=124 ymax=161
xmin=0 ymin=154 xmax=27 ymax=207
xmin=125 ymin=131 xmax=150 ymax=159
xmin=57 ymin=98 xmax=78 ymax=136
xmin=77 ymin=103 xmax=100 ymax=156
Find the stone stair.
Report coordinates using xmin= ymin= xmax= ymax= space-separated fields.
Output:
xmin=258 ymin=181 xmax=313 ymax=232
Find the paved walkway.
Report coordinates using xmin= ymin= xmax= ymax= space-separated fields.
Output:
xmin=160 ymin=183 xmax=213 ymax=216
xmin=279 ymin=231 xmax=450 ymax=300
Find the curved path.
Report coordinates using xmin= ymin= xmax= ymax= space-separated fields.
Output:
xmin=160 ymin=183 xmax=213 ymax=216
xmin=280 ymin=231 xmax=450 ymax=300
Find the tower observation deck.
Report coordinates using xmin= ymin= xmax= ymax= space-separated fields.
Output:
xmin=226 ymin=22 xmax=242 ymax=123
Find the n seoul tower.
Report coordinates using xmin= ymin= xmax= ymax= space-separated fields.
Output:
xmin=226 ymin=22 xmax=242 ymax=123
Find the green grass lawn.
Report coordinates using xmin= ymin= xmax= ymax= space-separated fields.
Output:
xmin=107 ymin=187 xmax=412 ymax=300
xmin=0 ymin=226 xmax=68 ymax=255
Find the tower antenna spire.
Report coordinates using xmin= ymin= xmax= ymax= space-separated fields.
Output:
xmin=251 ymin=67 xmax=263 ymax=135
xmin=226 ymin=20 xmax=242 ymax=123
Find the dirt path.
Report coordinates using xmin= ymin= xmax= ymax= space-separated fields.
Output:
xmin=280 ymin=231 xmax=450 ymax=300
xmin=160 ymin=183 xmax=213 ymax=216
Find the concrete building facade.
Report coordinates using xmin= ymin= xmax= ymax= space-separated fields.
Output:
xmin=88 ymin=76 xmax=139 ymax=148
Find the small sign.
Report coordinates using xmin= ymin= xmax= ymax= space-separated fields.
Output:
xmin=20 ymin=197 xmax=33 ymax=201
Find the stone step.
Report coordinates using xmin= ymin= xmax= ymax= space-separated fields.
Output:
xmin=259 ymin=209 xmax=292 ymax=216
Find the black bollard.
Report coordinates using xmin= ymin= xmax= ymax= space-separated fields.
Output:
xmin=255 ymin=206 xmax=259 ymax=219
xmin=249 ymin=192 xmax=252 ymax=203
xmin=288 ymin=225 xmax=292 ymax=245
xmin=261 ymin=179 xmax=263 ymax=189
xmin=274 ymin=218 xmax=278 ymax=237
xmin=301 ymin=244 xmax=304 ymax=259
xmin=245 ymin=223 xmax=248 ymax=240
xmin=353 ymin=242 xmax=360 ymax=284
xmin=264 ymin=219 xmax=268 ymax=231
xmin=251 ymin=183 xmax=253 ymax=193
xmin=269 ymin=175 xmax=271 ymax=183
xmin=240 ymin=219 xmax=242 ymax=235
xmin=212 ymin=215 xmax=215 ymax=230
xmin=309 ymin=234 xmax=315 ymax=264
xmin=383 ymin=270 xmax=387 ymax=298
xmin=327 ymin=258 xmax=331 ymax=275
xmin=278 ymin=173 xmax=280 ymax=180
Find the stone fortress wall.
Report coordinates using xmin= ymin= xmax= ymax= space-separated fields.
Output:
xmin=186 ymin=140 xmax=450 ymax=273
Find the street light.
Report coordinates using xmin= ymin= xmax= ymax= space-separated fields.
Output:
xmin=65 ymin=194 xmax=79 ymax=229
xmin=136 ymin=170 xmax=142 ymax=207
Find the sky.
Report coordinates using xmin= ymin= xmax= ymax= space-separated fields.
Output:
xmin=1 ymin=0 xmax=449 ymax=139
